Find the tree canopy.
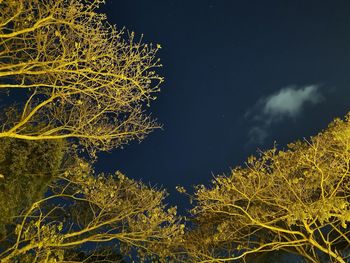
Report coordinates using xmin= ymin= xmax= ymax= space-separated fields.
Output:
xmin=179 ymin=113 xmax=350 ymax=263
xmin=0 ymin=137 xmax=66 ymax=240
xmin=0 ymin=0 xmax=162 ymax=155
xmin=0 ymin=157 xmax=184 ymax=262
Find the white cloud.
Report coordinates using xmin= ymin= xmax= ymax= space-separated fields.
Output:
xmin=246 ymin=85 xmax=323 ymax=145
xmin=263 ymin=85 xmax=323 ymax=119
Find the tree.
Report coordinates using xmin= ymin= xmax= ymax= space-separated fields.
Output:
xmin=180 ymin=113 xmax=350 ymax=263
xmin=0 ymin=157 xmax=185 ymax=263
xmin=0 ymin=0 xmax=163 ymax=155
xmin=62 ymin=248 xmax=126 ymax=263
xmin=0 ymin=137 xmax=66 ymax=240
xmin=0 ymin=1 xmax=185 ymax=261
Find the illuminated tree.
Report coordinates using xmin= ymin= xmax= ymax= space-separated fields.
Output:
xmin=0 ymin=0 xmax=163 ymax=155
xmin=0 ymin=158 xmax=184 ymax=262
xmin=180 ymin=113 xmax=350 ymax=263
xmin=0 ymin=137 xmax=65 ymax=244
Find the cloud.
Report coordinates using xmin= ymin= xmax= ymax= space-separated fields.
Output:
xmin=246 ymin=85 xmax=323 ymax=145
xmin=263 ymin=85 xmax=323 ymax=120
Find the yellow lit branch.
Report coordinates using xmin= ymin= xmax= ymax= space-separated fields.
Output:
xmin=0 ymin=0 xmax=163 ymax=154
xmin=0 ymin=160 xmax=184 ymax=262
xmin=180 ymin=113 xmax=350 ymax=263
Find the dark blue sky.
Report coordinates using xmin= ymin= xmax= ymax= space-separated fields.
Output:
xmin=97 ymin=0 xmax=350 ymax=209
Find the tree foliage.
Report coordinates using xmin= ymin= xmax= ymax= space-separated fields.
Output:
xmin=0 ymin=137 xmax=66 ymax=240
xmin=0 ymin=0 xmax=162 ymax=155
xmin=0 ymin=0 xmax=185 ymax=261
xmin=0 ymin=157 xmax=184 ymax=262
xmin=179 ymin=113 xmax=350 ymax=263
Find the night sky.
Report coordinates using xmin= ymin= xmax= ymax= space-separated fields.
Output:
xmin=97 ymin=0 xmax=350 ymax=210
